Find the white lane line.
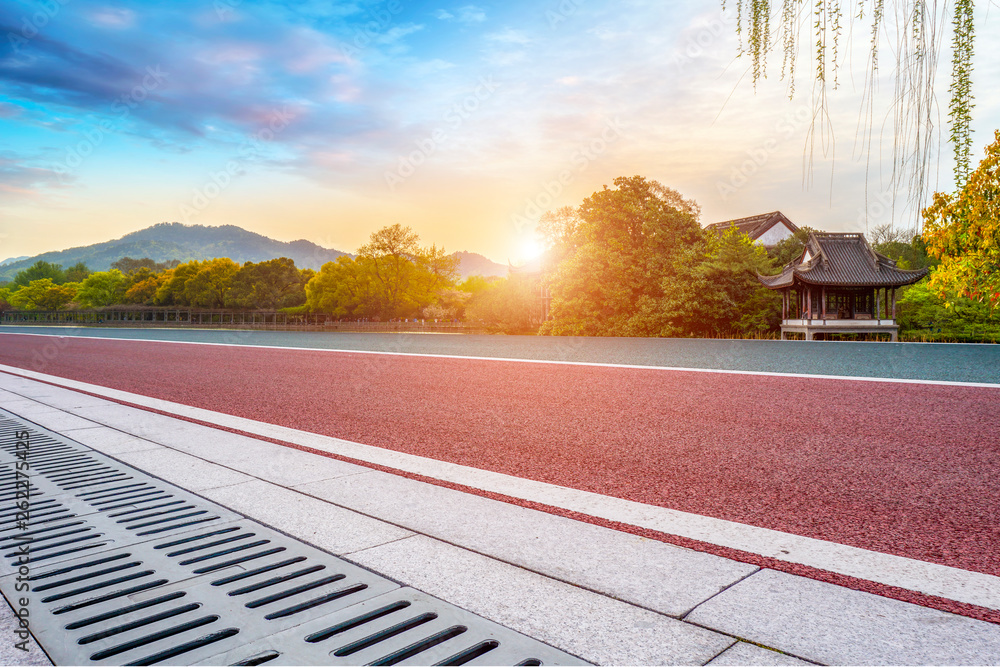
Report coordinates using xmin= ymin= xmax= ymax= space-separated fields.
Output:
xmin=2 ymin=330 xmax=998 ymax=389
xmin=2 ymin=362 xmax=999 ymax=612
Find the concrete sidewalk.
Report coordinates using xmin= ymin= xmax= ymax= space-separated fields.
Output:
xmin=1 ymin=371 xmax=998 ymax=665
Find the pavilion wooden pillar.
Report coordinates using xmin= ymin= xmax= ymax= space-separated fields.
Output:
xmin=821 ymin=286 xmax=826 ymax=319
xmin=891 ymin=288 xmax=897 ymax=319
xmin=807 ymin=286 xmax=812 ymax=321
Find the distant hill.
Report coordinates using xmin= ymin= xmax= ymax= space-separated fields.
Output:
xmin=1 ymin=223 xmax=509 ymax=283
xmin=0 ymin=223 xmax=349 ymax=280
xmin=454 ymin=251 xmax=506 ymax=279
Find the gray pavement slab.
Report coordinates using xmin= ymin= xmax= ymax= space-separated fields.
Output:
xmin=296 ymin=470 xmax=758 ymax=617
xmin=686 ymin=569 xmax=1000 ymax=665
xmin=0 ymin=388 xmax=23 ymax=402
xmin=0 ymin=401 xmax=63 ymax=417
xmin=112 ymin=447 xmax=255 ymax=491
xmin=62 ymin=425 xmax=165 ymax=454
xmin=144 ymin=427 xmax=372 ymax=487
xmin=201 ymin=478 xmax=415 ymax=555
xmin=706 ymin=642 xmax=814 ymax=666
xmin=349 ymin=534 xmax=735 ymax=666
xmin=71 ymin=403 xmax=212 ymax=439
xmin=12 ymin=408 xmax=99 ymax=432
xmin=0 ymin=598 xmax=51 ymax=666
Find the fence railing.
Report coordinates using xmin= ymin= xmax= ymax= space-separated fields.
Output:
xmin=0 ymin=309 xmax=485 ymax=334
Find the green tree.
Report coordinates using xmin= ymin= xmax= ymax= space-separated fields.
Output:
xmin=305 ymin=256 xmax=381 ymax=318
xmin=13 ymin=261 xmax=65 ymax=286
xmin=869 ymin=225 xmax=934 ymax=271
xmin=622 ymin=229 xmax=779 ymax=338
xmin=767 ymin=226 xmax=818 ymax=267
xmin=0 ymin=287 xmax=14 ymax=311
xmin=184 ymin=258 xmax=240 ymax=308
xmin=896 ymin=280 xmax=998 ymax=333
xmin=154 ymin=261 xmax=204 ymax=306
xmin=922 ymin=129 xmax=1000 ymax=308
xmin=357 ymin=224 xmax=423 ymax=318
xmin=699 ymin=227 xmax=782 ymax=335
xmin=64 ymin=262 xmax=91 ymax=283
xmin=458 ymin=275 xmax=497 ymax=295
xmin=540 ymin=176 xmax=703 ymax=336
xmin=111 ymin=257 xmax=179 ymax=274
xmin=465 ymin=278 xmax=538 ymax=334
xmin=8 ymin=279 xmax=77 ymax=309
xmin=75 ymin=270 xmax=128 ymax=308
xmin=124 ymin=276 xmax=162 ymax=304
xmin=226 ymin=258 xmax=309 ymax=310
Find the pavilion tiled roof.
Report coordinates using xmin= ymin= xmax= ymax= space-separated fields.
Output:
xmin=758 ymin=232 xmax=929 ymax=288
xmin=705 ymin=211 xmax=798 ymax=241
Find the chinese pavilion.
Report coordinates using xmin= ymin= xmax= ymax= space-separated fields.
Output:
xmin=758 ymin=232 xmax=928 ymax=341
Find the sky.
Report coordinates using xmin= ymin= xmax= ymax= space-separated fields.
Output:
xmin=1 ymin=0 xmax=998 ymax=264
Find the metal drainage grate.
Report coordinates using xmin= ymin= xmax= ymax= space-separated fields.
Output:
xmin=0 ymin=409 xmax=589 ymax=665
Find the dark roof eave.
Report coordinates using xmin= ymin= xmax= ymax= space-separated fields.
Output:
xmin=791 ymin=267 xmax=929 ymax=288
xmin=756 ymin=271 xmax=793 ymax=288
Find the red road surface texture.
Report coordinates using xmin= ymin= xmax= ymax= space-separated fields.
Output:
xmin=2 ymin=334 xmax=999 ymax=579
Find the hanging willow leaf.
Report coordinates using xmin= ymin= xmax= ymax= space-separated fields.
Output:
xmin=725 ymin=0 xmax=977 ymax=231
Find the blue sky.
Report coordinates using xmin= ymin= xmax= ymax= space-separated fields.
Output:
xmin=1 ymin=0 xmax=998 ymax=262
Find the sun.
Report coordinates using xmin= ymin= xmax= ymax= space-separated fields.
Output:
xmin=518 ymin=237 xmax=544 ymax=262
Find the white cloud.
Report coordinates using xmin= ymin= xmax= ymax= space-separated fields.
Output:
xmin=88 ymin=7 xmax=136 ymax=28
xmin=434 ymin=5 xmax=486 ymax=23
xmin=377 ymin=24 xmax=425 ymax=45
xmin=456 ymin=5 xmax=486 ymax=24
xmin=486 ymin=28 xmax=530 ymax=45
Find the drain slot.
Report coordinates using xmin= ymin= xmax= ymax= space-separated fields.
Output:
xmin=334 ymin=612 xmax=439 ymax=657
xmin=89 ymin=615 xmax=220 ymax=661
xmin=126 ymin=627 xmax=240 ymax=666
xmin=78 ymin=603 xmax=202 ymax=645
xmin=372 ymin=625 xmax=468 ymax=666
xmin=64 ymin=592 xmax=189 ymax=630
xmin=306 ymin=601 xmax=412 ymax=643
xmin=437 ymin=639 xmax=500 ymax=665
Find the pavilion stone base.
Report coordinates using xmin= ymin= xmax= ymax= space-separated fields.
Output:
xmin=780 ymin=319 xmax=899 ymax=341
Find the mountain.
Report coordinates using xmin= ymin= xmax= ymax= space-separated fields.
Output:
xmin=1 ymin=223 xmax=509 ymax=283
xmin=454 ymin=251 xmax=507 ymax=279
xmin=0 ymin=223 xmax=349 ymax=281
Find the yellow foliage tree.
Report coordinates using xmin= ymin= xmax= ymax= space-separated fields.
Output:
xmin=922 ymin=130 xmax=1000 ymax=307
xmin=8 ymin=279 xmax=77 ymax=310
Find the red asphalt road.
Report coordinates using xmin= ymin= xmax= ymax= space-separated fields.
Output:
xmin=2 ymin=334 xmax=999 ymax=579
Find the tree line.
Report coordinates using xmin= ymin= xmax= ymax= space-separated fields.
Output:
xmin=0 ymin=224 xmax=512 ymax=323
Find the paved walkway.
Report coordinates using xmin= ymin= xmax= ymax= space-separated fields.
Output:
xmin=1 ymin=370 xmax=999 ymax=665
